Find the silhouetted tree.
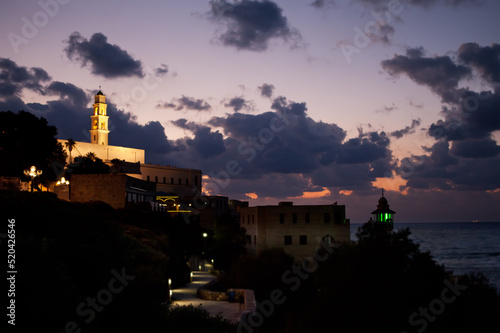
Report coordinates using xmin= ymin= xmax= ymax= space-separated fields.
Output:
xmin=0 ymin=110 xmax=67 ymax=185
xmin=279 ymin=221 xmax=500 ymax=333
xmin=70 ymin=152 xmax=110 ymax=174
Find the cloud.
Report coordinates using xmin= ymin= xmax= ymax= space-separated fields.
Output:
xmin=375 ymin=103 xmax=398 ymax=113
xmin=384 ymin=44 xmax=500 ymax=192
xmin=381 ymin=47 xmax=471 ymax=102
xmin=158 ymin=96 xmax=212 ymax=111
xmin=64 ymin=32 xmax=144 ymax=78
xmin=258 ymin=83 xmax=275 ymax=98
xmin=224 ymin=96 xmax=253 ymax=112
xmin=310 ymin=0 xmax=335 ymax=9
xmin=0 ymin=58 xmax=51 ymax=97
xmin=458 ymin=42 xmax=500 ymax=87
xmin=390 ymin=118 xmax=421 ymax=139
xmin=46 ymin=81 xmax=89 ymax=107
xmin=154 ymin=64 xmax=169 ymax=77
xmin=208 ymin=0 xmax=303 ymax=51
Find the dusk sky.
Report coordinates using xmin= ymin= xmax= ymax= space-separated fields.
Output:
xmin=1 ymin=0 xmax=499 ymax=222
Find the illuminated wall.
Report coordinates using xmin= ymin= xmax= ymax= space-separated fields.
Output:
xmin=240 ymin=203 xmax=350 ymax=262
xmin=58 ymin=140 xmax=145 ymax=164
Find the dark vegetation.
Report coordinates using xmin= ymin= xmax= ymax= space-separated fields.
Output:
xmin=1 ymin=190 xmax=233 ymax=332
xmin=222 ymin=222 xmax=500 ymax=333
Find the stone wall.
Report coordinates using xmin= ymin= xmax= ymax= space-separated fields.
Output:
xmin=197 ymin=282 xmax=256 ymax=312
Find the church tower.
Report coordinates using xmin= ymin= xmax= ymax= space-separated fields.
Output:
xmin=90 ymin=89 xmax=109 ymax=145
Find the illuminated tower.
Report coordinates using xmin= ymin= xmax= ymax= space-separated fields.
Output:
xmin=371 ymin=190 xmax=395 ymax=224
xmin=90 ymin=88 xmax=109 ymax=145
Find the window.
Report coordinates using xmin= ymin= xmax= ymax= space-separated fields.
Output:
xmin=253 ymin=235 xmax=257 ymax=245
xmin=279 ymin=213 xmax=285 ymax=224
xmin=195 ymin=176 xmax=199 ymax=186
xmin=292 ymin=213 xmax=297 ymax=224
xmin=284 ymin=235 xmax=292 ymax=245
xmin=299 ymin=235 xmax=307 ymax=245
xmin=186 ymin=179 xmax=189 ymax=185
xmin=324 ymin=213 xmax=331 ymax=223
xmin=155 ymin=176 xmax=158 ymax=183
xmin=178 ymin=178 xmax=181 ymax=185
xmin=252 ymin=215 xmax=255 ymax=224
xmin=305 ymin=213 xmax=310 ymax=224
xmin=334 ymin=211 xmax=342 ymax=225
xmin=163 ymin=177 xmax=166 ymax=184
xmin=147 ymin=175 xmax=150 ymax=182
xmin=171 ymin=177 xmax=174 ymax=184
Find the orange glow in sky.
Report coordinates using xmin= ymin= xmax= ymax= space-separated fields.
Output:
xmin=371 ymin=173 xmax=408 ymax=194
xmin=290 ymin=187 xmax=331 ymax=199
xmin=246 ymin=192 xmax=259 ymax=199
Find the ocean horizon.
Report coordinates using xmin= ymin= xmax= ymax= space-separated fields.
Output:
xmin=350 ymin=221 xmax=500 ymax=292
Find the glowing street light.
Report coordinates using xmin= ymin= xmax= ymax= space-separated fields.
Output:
xmin=24 ymin=165 xmax=42 ymax=192
xmin=202 ymin=232 xmax=208 ymax=257
xmin=56 ymin=177 xmax=70 ymax=186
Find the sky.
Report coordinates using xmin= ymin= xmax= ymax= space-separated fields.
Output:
xmin=1 ymin=0 xmax=499 ymax=222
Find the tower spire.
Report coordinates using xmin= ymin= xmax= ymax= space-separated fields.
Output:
xmin=382 ymin=188 xmax=384 ymax=197
xmin=90 ymin=89 xmax=109 ymax=145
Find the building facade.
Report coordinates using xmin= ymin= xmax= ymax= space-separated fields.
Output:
xmin=240 ymin=202 xmax=350 ymax=261
xmin=57 ymin=90 xmax=202 ymax=204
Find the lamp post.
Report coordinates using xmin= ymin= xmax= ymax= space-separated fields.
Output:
xmin=202 ymin=232 xmax=208 ymax=256
xmin=24 ymin=166 xmax=42 ymax=192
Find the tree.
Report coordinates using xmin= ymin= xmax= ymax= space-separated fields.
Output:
xmin=281 ymin=221 xmax=500 ymax=333
xmin=65 ymin=138 xmax=76 ymax=164
xmin=70 ymin=152 xmax=110 ymax=174
xmin=0 ymin=111 xmax=67 ymax=187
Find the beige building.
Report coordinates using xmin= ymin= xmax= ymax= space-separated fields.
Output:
xmin=240 ymin=202 xmax=350 ymax=261
xmin=57 ymin=90 xmax=202 ymax=202
xmin=58 ymin=90 xmax=145 ymax=165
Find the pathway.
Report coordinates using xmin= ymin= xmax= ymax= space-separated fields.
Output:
xmin=170 ymin=265 xmax=243 ymax=323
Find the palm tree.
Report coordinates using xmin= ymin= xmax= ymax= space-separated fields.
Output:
xmin=85 ymin=152 xmax=97 ymax=161
xmin=65 ymin=139 xmax=76 ymax=164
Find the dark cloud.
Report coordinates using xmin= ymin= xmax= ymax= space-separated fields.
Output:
xmin=385 ymin=43 xmax=500 ymax=192
xmin=450 ymin=138 xmax=500 ymax=159
xmin=0 ymin=58 xmax=51 ymax=97
xmin=458 ymin=42 xmax=500 ymax=86
xmin=208 ymin=0 xmax=302 ymax=51
xmin=224 ymin=96 xmax=253 ymax=112
xmin=258 ymin=83 xmax=275 ymax=98
xmin=46 ymin=81 xmax=89 ymax=107
xmin=382 ymin=48 xmax=471 ymax=102
xmin=64 ymin=32 xmax=144 ymax=78
xmin=158 ymin=96 xmax=212 ymax=111
xmin=310 ymin=0 xmax=335 ymax=9
xmin=390 ymin=118 xmax=421 ymax=139
xmin=154 ymin=64 xmax=169 ymax=77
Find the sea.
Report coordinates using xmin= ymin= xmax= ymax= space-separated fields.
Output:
xmin=350 ymin=222 xmax=500 ymax=293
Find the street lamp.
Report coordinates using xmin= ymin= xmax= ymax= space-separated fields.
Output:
xmin=202 ymin=232 xmax=208 ymax=256
xmin=56 ymin=177 xmax=70 ymax=186
xmin=24 ymin=166 xmax=42 ymax=192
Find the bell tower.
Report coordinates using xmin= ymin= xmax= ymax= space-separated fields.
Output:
xmin=90 ymin=88 xmax=109 ymax=145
